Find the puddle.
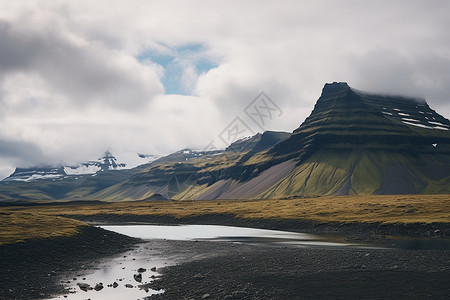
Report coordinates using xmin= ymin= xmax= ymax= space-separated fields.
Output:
xmin=100 ymin=224 xmax=450 ymax=250
xmin=100 ymin=224 xmax=358 ymax=248
xmin=50 ymin=244 xmax=166 ymax=300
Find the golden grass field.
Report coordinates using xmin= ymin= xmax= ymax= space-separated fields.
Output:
xmin=0 ymin=211 xmax=87 ymax=245
xmin=1 ymin=194 xmax=449 ymax=245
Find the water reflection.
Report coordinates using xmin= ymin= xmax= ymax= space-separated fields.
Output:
xmin=50 ymin=224 xmax=449 ymax=300
xmin=50 ymin=244 xmax=166 ymax=300
xmin=100 ymin=224 xmax=355 ymax=248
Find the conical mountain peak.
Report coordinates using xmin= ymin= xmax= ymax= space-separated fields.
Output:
xmin=321 ymin=81 xmax=351 ymax=96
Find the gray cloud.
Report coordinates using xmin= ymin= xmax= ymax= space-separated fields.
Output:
xmin=0 ymin=18 xmax=162 ymax=110
xmin=0 ymin=138 xmax=51 ymax=177
xmin=0 ymin=139 xmax=47 ymax=162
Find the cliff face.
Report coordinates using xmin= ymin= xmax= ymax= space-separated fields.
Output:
xmin=263 ymin=82 xmax=450 ymax=196
xmin=272 ymin=82 xmax=450 ymax=160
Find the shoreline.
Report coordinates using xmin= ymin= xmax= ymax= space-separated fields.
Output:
xmin=71 ymin=213 xmax=449 ymax=242
xmin=0 ymin=226 xmax=140 ymax=300
xmin=1 ymin=213 xmax=449 ymax=299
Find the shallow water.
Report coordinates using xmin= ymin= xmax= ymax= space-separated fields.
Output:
xmin=50 ymin=225 xmax=359 ymax=300
xmin=100 ymin=224 xmax=355 ymax=248
xmin=50 ymin=224 xmax=449 ymax=299
xmin=50 ymin=244 xmax=167 ymax=300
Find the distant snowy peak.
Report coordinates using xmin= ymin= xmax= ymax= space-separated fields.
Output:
xmin=64 ymin=151 xmax=126 ymax=175
xmin=3 ymin=167 xmax=66 ymax=182
xmin=3 ymin=151 xmax=127 ymax=182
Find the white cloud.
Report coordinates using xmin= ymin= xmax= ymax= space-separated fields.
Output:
xmin=0 ymin=0 xmax=450 ymax=179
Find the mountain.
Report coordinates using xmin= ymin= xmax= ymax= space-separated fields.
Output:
xmin=2 ymin=166 xmax=67 ymax=183
xmin=88 ymin=131 xmax=291 ymax=201
xmin=0 ymin=152 xmax=132 ymax=202
xmin=109 ymin=82 xmax=449 ymax=200
xmin=64 ymin=151 xmax=126 ymax=175
xmin=263 ymin=82 xmax=450 ymax=196
xmin=1 ymin=82 xmax=449 ymax=202
xmin=3 ymin=151 xmax=127 ymax=182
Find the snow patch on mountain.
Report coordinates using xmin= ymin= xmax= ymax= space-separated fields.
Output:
xmin=2 ymin=151 xmax=128 ymax=182
xmin=64 ymin=164 xmax=102 ymax=175
xmin=63 ymin=151 xmax=126 ymax=175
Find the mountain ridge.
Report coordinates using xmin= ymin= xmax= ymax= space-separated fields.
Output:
xmin=3 ymin=151 xmax=128 ymax=183
xmin=1 ymin=82 xmax=449 ymax=202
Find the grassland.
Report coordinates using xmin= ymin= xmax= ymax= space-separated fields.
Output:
xmin=1 ymin=194 xmax=449 ymax=245
xmin=0 ymin=211 xmax=87 ymax=245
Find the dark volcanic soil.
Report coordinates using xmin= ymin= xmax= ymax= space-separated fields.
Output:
xmin=0 ymin=226 xmax=140 ymax=300
xmin=148 ymin=240 xmax=450 ymax=299
xmin=1 ymin=214 xmax=449 ymax=300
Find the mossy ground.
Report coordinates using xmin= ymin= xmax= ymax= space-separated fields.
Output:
xmin=1 ymin=194 xmax=449 ymax=245
xmin=0 ymin=211 xmax=87 ymax=245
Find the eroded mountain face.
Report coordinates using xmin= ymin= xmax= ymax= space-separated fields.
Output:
xmin=272 ymin=82 xmax=450 ymax=160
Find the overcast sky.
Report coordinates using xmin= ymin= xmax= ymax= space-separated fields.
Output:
xmin=1 ymin=0 xmax=449 ymax=179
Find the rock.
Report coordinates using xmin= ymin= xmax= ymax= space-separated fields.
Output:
xmin=125 ymin=284 xmax=133 ymax=288
xmin=77 ymin=283 xmax=91 ymax=292
xmin=138 ymin=267 xmax=147 ymax=273
xmin=150 ymin=267 xmax=157 ymax=272
xmin=232 ymin=290 xmax=248 ymax=298
xmin=193 ymin=273 xmax=205 ymax=280
xmin=94 ymin=283 xmax=103 ymax=291
xmin=393 ymin=265 xmax=399 ymax=269
xmin=112 ymin=282 xmax=119 ymax=288
xmin=138 ymin=284 xmax=150 ymax=292
xmin=202 ymin=294 xmax=211 ymax=299
xmin=134 ymin=273 xmax=142 ymax=282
